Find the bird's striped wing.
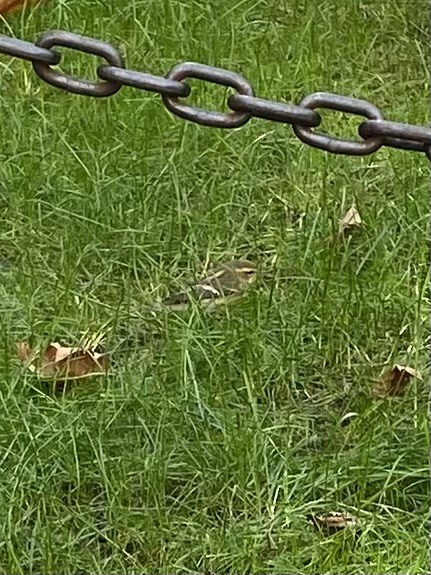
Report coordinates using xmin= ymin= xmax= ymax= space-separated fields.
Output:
xmin=162 ymin=280 xmax=240 ymax=310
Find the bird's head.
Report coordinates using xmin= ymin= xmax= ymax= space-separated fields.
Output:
xmin=222 ymin=259 xmax=258 ymax=287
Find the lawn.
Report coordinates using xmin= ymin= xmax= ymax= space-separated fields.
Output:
xmin=0 ymin=0 xmax=429 ymax=573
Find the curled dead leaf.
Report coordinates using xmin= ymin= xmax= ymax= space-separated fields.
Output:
xmin=307 ymin=511 xmax=359 ymax=532
xmin=17 ymin=341 xmax=109 ymax=382
xmin=338 ymin=206 xmax=362 ymax=237
xmin=372 ymin=364 xmax=422 ymax=398
xmin=0 ymin=0 xmax=46 ymax=15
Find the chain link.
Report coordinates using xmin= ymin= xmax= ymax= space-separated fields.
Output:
xmin=291 ymin=92 xmax=385 ymax=156
xmin=0 ymin=34 xmax=59 ymax=64
xmin=162 ymin=62 xmax=254 ymax=128
xmin=97 ymin=65 xmax=190 ymax=97
xmin=0 ymin=30 xmax=430 ymax=159
xmin=32 ymin=31 xmax=124 ymax=97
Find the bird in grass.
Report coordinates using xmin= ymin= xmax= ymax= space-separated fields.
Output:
xmin=162 ymin=259 xmax=258 ymax=311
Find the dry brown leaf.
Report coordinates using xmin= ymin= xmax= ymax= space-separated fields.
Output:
xmin=307 ymin=511 xmax=359 ymax=532
xmin=372 ymin=364 xmax=422 ymax=398
xmin=17 ymin=341 xmax=109 ymax=382
xmin=0 ymin=0 xmax=46 ymax=15
xmin=338 ymin=206 xmax=362 ymax=237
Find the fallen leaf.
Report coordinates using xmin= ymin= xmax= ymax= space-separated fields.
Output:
xmin=307 ymin=511 xmax=359 ymax=532
xmin=0 ymin=0 xmax=46 ymax=15
xmin=372 ymin=364 xmax=422 ymax=398
xmin=338 ymin=206 xmax=362 ymax=237
xmin=17 ymin=340 xmax=109 ymax=382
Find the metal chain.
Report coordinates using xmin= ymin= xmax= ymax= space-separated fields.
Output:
xmin=1 ymin=30 xmax=430 ymax=159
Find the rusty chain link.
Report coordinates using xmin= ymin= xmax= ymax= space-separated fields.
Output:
xmin=0 ymin=30 xmax=430 ymax=159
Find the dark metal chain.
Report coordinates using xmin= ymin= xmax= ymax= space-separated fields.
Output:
xmin=1 ymin=30 xmax=430 ymax=159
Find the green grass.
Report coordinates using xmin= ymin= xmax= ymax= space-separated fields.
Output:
xmin=0 ymin=0 xmax=429 ymax=573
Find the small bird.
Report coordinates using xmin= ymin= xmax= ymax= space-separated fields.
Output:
xmin=162 ymin=259 xmax=258 ymax=311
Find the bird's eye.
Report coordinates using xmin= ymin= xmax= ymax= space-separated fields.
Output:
xmin=243 ymin=270 xmax=255 ymax=276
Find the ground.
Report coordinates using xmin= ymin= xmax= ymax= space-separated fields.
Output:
xmin=0 ymin=0 xmax=429 ymax=573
